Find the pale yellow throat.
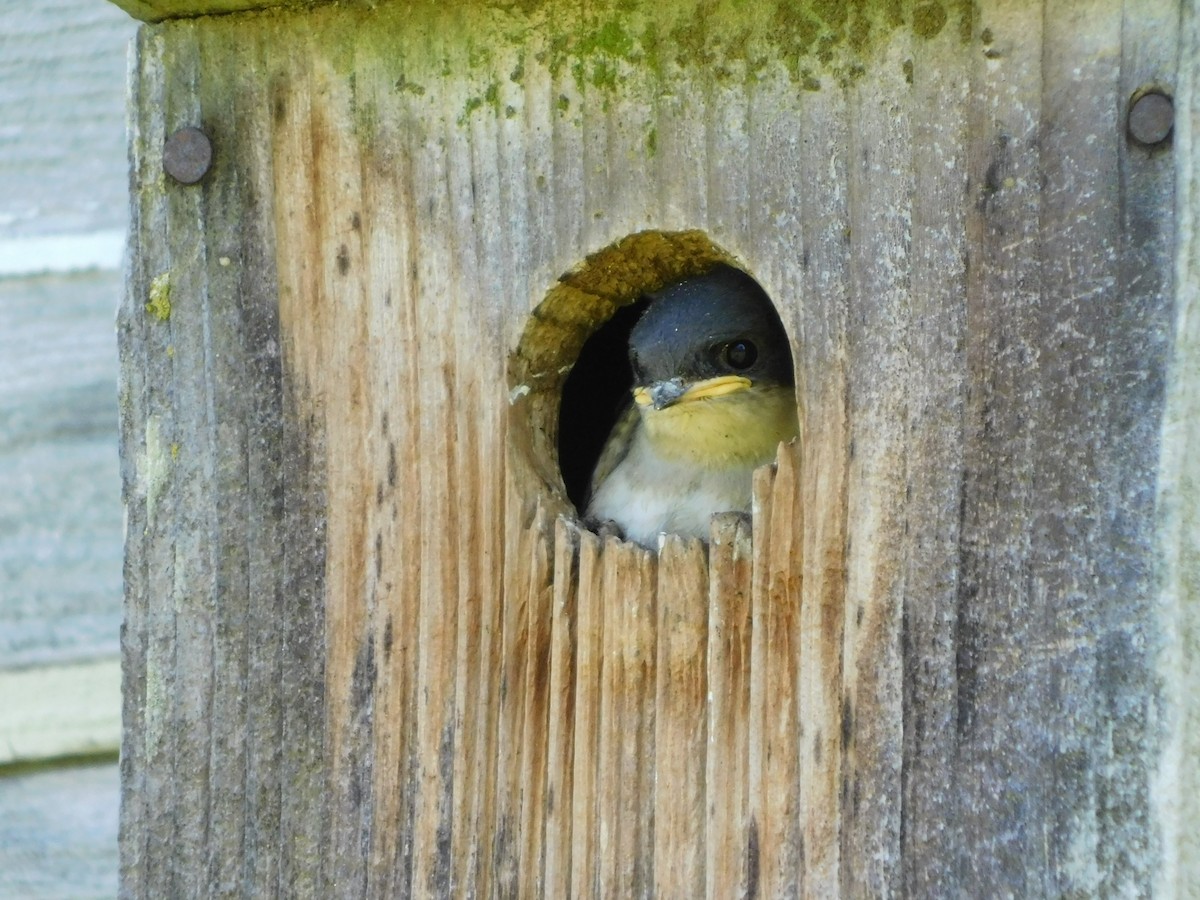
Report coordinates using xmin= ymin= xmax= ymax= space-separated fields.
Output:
xmin=635 ymin=377 xmax=799 ymax=468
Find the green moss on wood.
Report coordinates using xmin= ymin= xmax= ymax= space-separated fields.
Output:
xmin=912 ymin=2 xmax=948 ymax=39
xmin=366 ymin=0 xmax=974 ymax=102
xmin=582 ymin=19 xmax=637 ymax=60
xmin=152 ymin=0 xmax=979 ymax=142
xmin=146 ymin=272 xmax=172 ymax=322
xmin=460 ymin=95 xmax=484 ymax=122
xmin=394 ymin=74 xmax=427 ymax=96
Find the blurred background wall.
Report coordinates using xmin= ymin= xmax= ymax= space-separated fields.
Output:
xmin=0 ymin=1 xmax=136 ymax=896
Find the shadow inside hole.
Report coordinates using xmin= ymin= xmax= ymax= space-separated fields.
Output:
xmin=558 ymin=297 xmax=651 ymax=511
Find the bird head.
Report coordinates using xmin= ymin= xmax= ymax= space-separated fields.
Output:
xmin=627 ymin=264 xmax=798 ymax=465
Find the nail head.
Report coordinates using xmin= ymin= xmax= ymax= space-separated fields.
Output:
xmin=1128 ymin=91 xmax=1173 ymax=146
xmin=164 ymin=126 xmax=213 ymax=184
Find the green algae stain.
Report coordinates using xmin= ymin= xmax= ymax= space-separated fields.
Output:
xmin=669 ymin=1 xmax=716 ymax=69
xmin=338 ymin=0 xmax=979 ymax=115
xmin=645 ymin=126 xmax=657 ymax=156
xmin=954 ymin=0 xmax=976 ymax=42
xmin=146 ymin=272 xmax=171 ymax=322
xmin=546 ymin=33 xmax=571 ymax=77
xmin=773 ymin=6 xmax=822 ymax=57
xmin=847 ymin=15 xmax=872 ymax=53
xmin=582 ymin=19 xmax=637 ymax=60
xmin=912 ymin=2 xmax=948 ymax=39
xmin=554 ymin=17 xmax=642 ymax=94
xmin=394 ymin=73 xmax=427 ymax=96
xmin=587 ymin=57 xmax=620 ymax=90
xmin=640 ymin=20 xmax=664 ymax=77
xmin=812 ymin=0 xmax=848 ymax=29
xmin=453 ymin=93 xmax=482 ymax=125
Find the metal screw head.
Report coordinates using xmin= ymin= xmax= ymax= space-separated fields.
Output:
xmin=163 ymin=127 xmax=213 ymax=184
xmin=1128 ymin=90 xmax=1174 ymax=146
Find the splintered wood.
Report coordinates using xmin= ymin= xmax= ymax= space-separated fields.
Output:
xmin=495 ymin=444 xmax=811 ymax=899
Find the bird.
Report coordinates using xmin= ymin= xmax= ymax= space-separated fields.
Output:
xmin=583 ymin=263 xmax=799 ymax=548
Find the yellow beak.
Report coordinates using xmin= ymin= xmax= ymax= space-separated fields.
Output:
xmin=633 ymin=374 xmax=753 ymax=411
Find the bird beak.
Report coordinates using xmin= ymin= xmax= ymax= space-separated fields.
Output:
xmin=633 ymin=374 xmax=753 ymax=411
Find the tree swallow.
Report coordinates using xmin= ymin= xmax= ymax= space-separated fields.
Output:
xmin=584 ymin=263 xmax=799 ymax=548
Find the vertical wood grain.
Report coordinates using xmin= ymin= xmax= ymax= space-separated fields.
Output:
xmin=704 ymin=515 xmax=754 ymax=900
xmin=747 ymin=456 xmax=802 ymax=899
xmin=1037 ymin=2 xmax=1127 ymax=892
xmin=898 ymin=11 xmax=970 ymax=895
xmin=262 ymin=37 xmax=336 ymax=898
xmin=569 ymin=532 xmax=605 ymax=900
xmin=359 ymin=49 xmax=423 ymax=899
xmin=955 ymin=0 xmax=1048 ymax=891
xmin=841 ymin=27 xmax=915 ymax=895
xmin=159 ymin=25 xmax=215 ymax=899
xmin=543 ymin=519 xmax=580 ymax=897
xmin=786 ymin=59 xmax=853 ymax=900
xmin=652 ymin=537 xmax=709 ymax=898
xmin=596 ymin=540 xmax=656 ymax=897
xmin=1112 ymin=0 xmax=1178 ymax=888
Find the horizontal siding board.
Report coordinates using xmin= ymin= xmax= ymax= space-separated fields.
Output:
xmin=0 ymin=660 xmax=121 ymax=765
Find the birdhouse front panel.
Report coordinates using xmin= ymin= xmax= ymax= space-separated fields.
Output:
xmin=116 ymin=0 xmax=1181 ymax=896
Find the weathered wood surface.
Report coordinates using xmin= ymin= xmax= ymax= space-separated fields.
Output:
xmin=116 ymin=0 xmax=1190 ymax=896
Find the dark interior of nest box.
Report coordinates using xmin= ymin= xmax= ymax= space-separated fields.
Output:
xmin=557 ymin=297 xmax=650 ymax=509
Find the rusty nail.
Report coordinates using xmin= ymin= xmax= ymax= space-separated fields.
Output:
xmin=163 ymin=126 xmax=213 ymax=184
xmin=1128 ymin=90 xmax=1173 ymax=146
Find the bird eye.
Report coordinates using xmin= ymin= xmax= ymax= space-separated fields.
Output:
xmin=722 ymin=340 xmax=758 ymax=370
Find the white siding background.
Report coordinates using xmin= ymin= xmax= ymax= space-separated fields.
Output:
xmin=0 ymin=1 xmax=135 ymax=896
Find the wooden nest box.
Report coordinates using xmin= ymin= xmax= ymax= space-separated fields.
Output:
xmin=113 ymin=0 xmax=1199 ymax=895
